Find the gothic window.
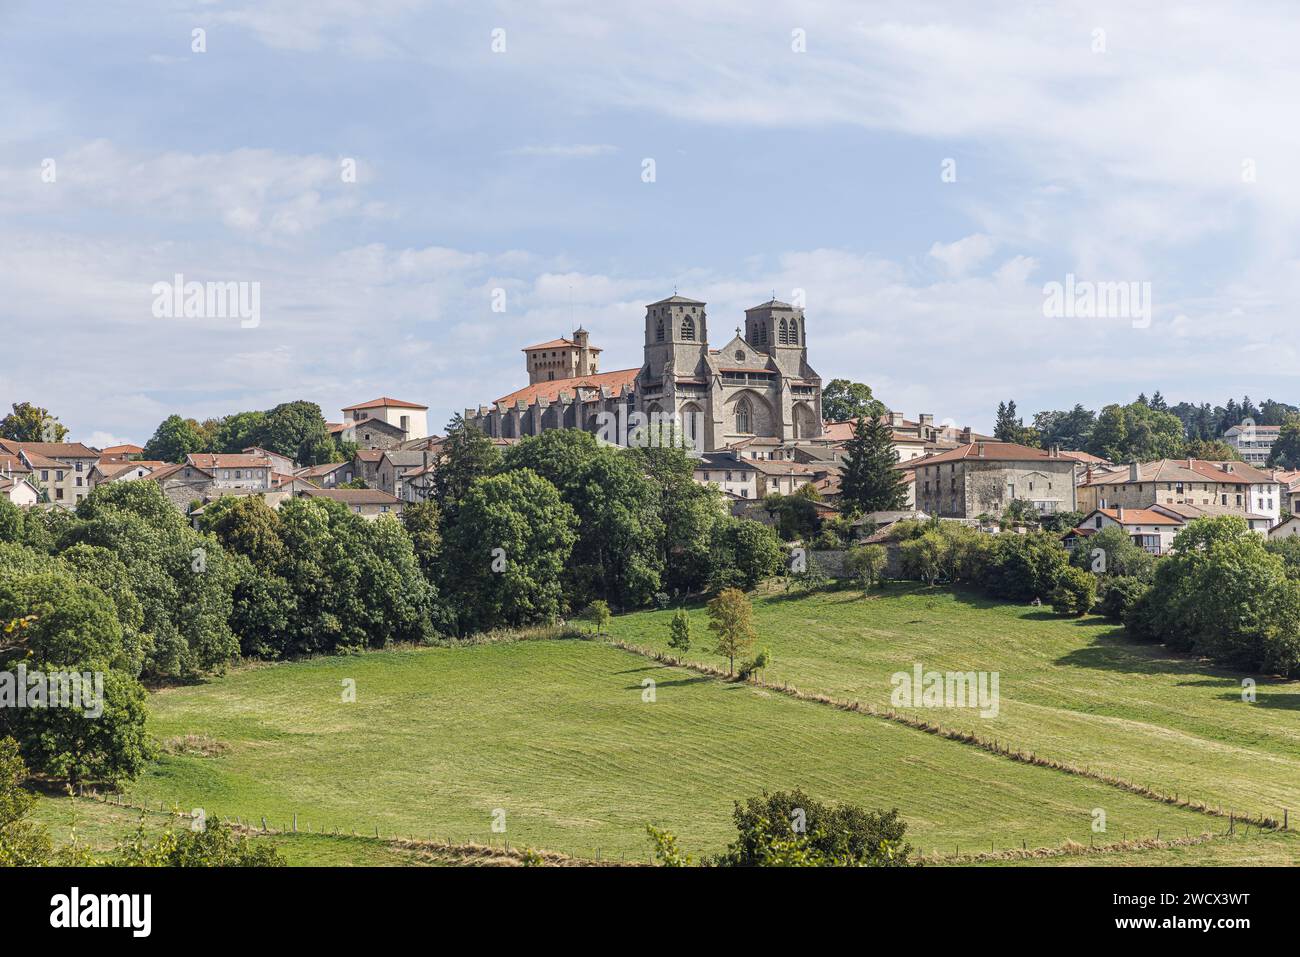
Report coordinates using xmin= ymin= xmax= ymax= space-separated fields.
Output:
xmin=778 ymin=318 xmax=789 ymax=344
xmin=788 ymin=320 xmax=799 ymax=345
xmin=755 ymin=324 xmax=767 ymax=345
xmin=655 ymin=317 xmax=665 ymax=342
xmin=736 ymin=397 xmax=752 ymax=434
xmin=681 ymin=315 xmax=696 ymax=340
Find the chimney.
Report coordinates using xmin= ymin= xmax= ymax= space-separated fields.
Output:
xmin=890 ymin=411 xmax=904 ymax=428
xmin=1051 ymin=444 xmax=1060 ymax=458
xmin=1187 ymin=457 xmax=1194 ymax=469
xmin=1085 ymin=465 xmax=1093 ymax=484
xmin=919 ymin=413 xmax=934 ymax=428
xmin=1129 ymin=461 xmax=1139 ymax=482
xmin=1116 ymin=504 xmax=1125 ymax=522
xmin=959 ymin=426 xmax=972 ymax=445
xmin=976 ymin=442 xmax=986 ymax=458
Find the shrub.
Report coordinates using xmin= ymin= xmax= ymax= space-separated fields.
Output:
xmin=844 ymin=544 xmax=887 ymax=592
xmin=667 ymin=607 xmax=691 ymax=653
xmin=1099 ymin=576 xmax=1148 ymax=622
xmin=1050 ymin=566 xmax=1097 ymax=617
xmin=716 ymin=789 xmax=912 ymax=867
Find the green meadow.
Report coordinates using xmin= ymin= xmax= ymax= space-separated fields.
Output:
xmin=607 ymin=584 xmax=1300 ymax=826
xmin=107 ymin=638 xmax=1213 ymax=861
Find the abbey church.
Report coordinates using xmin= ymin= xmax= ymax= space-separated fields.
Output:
xmin=467 ymin=296 xmax=824 ymax=452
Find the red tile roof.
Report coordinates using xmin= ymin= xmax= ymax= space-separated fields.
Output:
xmin=185 ymin=453 xmax=272 ymax=470
xmin=1058 ymin=450 xmax=1110 ymax=465
xmin=0 ymin=439 xmax=99 ymax=459
xmin=1081 ymin=458 xmax=1275 ymax=487
xmin=1091 ymin=507 xmax=1183 ymax=526
xmin=915 ymin=442 xmax=1070 ymax=465
xmin=522 ymin=337 xmax=602 ymax=352
xmin=341 ymin=397 xmax=428 ymax=411
xmin=494 ymin=368 xmax=638 ymax=406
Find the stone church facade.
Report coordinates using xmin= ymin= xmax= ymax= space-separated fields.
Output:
xmin=467 ymin=295 xmax=823 ymax=452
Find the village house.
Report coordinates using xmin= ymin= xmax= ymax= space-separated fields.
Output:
xmin=330 ymin=416 xmax=409 ymax=451
xmin=1270 ymin=516 xmax=1300 ymax=539
xmin=912 ymin=441 xmax=1078 ymax=520
xmin=185 ymin=453 xmax=273 ymax=492
xmin=0 ymin=440 xmax=101 ymax=507
xmin=149 ymin=462 xmax=221 ymax=510
xmin=351 ymin=449 xmax=385 ymax=488
xmin=376 ymin=450 xmax=435 ymax=499
xmin=1270 ymin=469 xmax=1300 ymax=516
xmin=0 ymin=473 xmax=39 ymax=505
xmin=693 ymin=452 xmax=761 ymax=500
xmin=294 ymin=460 xmax=356 ymax=488
xmin=297 ymin=487 xmax=403 ymax=519
xmin=97 ymin=443 xmax=144 ymax=464
xmin=241 ymin=446 xmax=296 ymax=473
xmin=749 ymin=457 xmax=820 ymax=496
xmin=341 ymin=397 xmax=429 ymax=443
xmin=1222 ymin=423 xmax=1281 ymax=467
xmin=1064 ymin=506 xmax=1185 ymax=556
xmin=1077 ymin=458 xmax=1281 ymax=525
xmin=88 ymin=459 xmax=168 ymax=488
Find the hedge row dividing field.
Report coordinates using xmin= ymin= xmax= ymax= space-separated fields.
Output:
xmin=606 ymin=584 xmax=1300 ymax=827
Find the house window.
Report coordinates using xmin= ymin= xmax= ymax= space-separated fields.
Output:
xmin=75 ymin=461 xmax=83 ymax=472
xmin=1095 ymin=516 xmax=1103 ymax=529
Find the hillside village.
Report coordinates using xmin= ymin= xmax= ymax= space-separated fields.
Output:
xmin=4 ymin=297 xmax=1300 ymax=556
xmin=3 ymin=389 xmax=1299 ymax=554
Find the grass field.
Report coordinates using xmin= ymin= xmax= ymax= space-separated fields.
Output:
xmin=607 ymin=584 xmax=1300 ymax=828
xmin=108 ymin=639 xmax=1216 ymax=861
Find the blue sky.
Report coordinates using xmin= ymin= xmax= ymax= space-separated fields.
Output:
xmin=3 ymin=0 xmax=1299 ymax=446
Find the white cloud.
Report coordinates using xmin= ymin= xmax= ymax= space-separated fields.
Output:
xmin=0 ymin=140 xmax=381 ymax=244
xmin=928 ymin=234 xmax=995 ymax=276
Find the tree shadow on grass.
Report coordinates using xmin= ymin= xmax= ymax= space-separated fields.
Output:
xmin=1214 ymin=691 xmax=1300 ymax=710
xmin=622 ymin=675 xmax=716 ymax=691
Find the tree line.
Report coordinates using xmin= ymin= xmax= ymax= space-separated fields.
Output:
xmin=993 ymin=393 xmax=1300 ymax=467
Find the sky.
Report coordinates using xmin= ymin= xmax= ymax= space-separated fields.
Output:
xmin=3 ymin=0 xmax=1299 ymax=447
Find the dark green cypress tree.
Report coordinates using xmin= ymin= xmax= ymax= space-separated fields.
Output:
xmin=839 ymin=416 xmax=907 ymax=515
